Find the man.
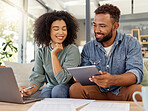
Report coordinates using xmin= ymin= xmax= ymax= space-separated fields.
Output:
xmin=69 ymin=4 xmax=143 ymax=101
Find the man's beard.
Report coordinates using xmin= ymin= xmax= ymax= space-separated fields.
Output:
xmin=95 ymin=29 xmax=112 ymax=43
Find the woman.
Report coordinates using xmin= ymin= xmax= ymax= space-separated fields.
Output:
xmin=20 ymin=10 xmax=80 ymax=98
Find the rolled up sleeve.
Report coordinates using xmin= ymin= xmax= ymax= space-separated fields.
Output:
xmin=126 ymin=38 xmax=143 ymax=84
xmin=126 ymin=69 xmax=142 ymax=84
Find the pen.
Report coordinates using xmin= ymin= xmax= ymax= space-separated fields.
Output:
xmin=25 ymin=86 xmax=35 ymax=90
xmin=20 ymin=86 xmax=35 ymax=94
xmin=20 ymin=86 xmax=35 ymax=92
xmin=20 ymin=86 xmax=35 ymax=97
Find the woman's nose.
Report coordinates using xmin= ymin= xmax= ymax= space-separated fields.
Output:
xmin=58 ymin=29 xmax=63 ymax=34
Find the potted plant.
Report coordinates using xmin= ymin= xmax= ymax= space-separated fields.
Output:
xmin=0 ymin=40 xmax=17 ymax=65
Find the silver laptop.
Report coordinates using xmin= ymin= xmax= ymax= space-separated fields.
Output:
xmin=0 ymin=67 xmax=43 ymax=104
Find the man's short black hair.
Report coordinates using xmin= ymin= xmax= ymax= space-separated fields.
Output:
xmin=95 ymin=4 xmax=121 ymax=23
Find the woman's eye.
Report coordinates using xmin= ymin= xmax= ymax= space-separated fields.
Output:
xmin=62 ymin=28 xmax=67 ymax=31
xmin=53 ymin=28 xmax=59 ymax=31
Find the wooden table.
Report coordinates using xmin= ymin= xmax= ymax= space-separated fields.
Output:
xmin=0 ymin=100 xmax=144 ymax=111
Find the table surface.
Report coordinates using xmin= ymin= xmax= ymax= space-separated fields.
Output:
xmin=0 ymin=100 xmax=144 ymax=111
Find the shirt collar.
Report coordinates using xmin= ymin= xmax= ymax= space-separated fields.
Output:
xmin=114 ymin=30 xmax=123 ymax=45
xmin=48 ymin=45 xmax=53 ymax=51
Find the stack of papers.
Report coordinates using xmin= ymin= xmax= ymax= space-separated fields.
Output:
xmin=28 ymin=102 xmax=75 ymax=111
xmin=28 ymin=98 xmax=130 ymax=111
xmin=28 ymin=98 xmax=95 ymax=111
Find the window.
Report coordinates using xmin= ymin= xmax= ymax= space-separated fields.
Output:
xmin=26 ymin=17 xmax=35 ymax=63
xmin=0 ymin=0 xmax=48 ymax=64
xmin=0 ymin=1 xmax=21 ymax=63
xmin=28 ymin=0 xmax=47 ymax=18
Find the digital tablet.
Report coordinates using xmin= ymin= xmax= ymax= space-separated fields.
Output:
xmin=67 ymin=65 xmax=99 ymax=85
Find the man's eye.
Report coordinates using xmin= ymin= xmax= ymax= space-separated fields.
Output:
xmin=101 ymin=25 xmax=105 ymax=28
xmin=93 ymin=24 xmax=96 ymax=27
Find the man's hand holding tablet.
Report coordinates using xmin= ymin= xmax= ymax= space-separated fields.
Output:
xmin=67 ymin=65 xmax=100 ymax=85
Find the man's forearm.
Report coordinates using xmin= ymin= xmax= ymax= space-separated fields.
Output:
xmin=111 ymin=72 xmax=137 ymax=87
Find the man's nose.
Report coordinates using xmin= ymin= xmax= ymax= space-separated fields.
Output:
xmin=95 ymin=26 xmax=101 ymax=33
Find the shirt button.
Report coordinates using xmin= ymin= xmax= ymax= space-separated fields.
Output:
xmin=107 ymin=88 xmax=109 ymax=91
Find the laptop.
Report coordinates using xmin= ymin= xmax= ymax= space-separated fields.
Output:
xmin=67 ymin=65 xmax=100 ymax=85
xmin=0 ymin=67 xmax=43 ymax=104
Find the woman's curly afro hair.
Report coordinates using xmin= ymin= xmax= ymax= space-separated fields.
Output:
xmin=34 ymin=10 xmax=79 ymax=47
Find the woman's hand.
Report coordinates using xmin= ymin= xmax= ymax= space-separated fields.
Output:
xmin=52 ymin=43 xmax=63 ymax=55
xmin=20 ymin=86 xmax=33 ymax=97
xmin=20 ymin=85 xmax=38 ymax=97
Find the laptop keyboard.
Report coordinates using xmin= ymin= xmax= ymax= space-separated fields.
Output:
xmin=23 ymin=97 xmax=37 ymax=101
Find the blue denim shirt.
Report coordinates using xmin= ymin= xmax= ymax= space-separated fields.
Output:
xmin=80 ymin=31 xmax=143 ymax=95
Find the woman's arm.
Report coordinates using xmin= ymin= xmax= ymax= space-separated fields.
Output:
xmin=51 ymin=43 xmax=63 ymax=76
xmin=54 ymin=44 xmax=80 ymax=84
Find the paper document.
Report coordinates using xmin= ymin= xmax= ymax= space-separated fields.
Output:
xmin=28 ymin=98 xmax=95 ymax=111
xmin=28 ymin=102 xmax=75 ymax=111
xmin=42 ymin=98 xmax=95 ymax=108
xmin=79 ymin=102 xmax=130 ymax=111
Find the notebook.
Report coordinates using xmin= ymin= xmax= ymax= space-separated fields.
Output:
xmin=67 ymin=65 xmax=99 ymax=85
xmin=0 ymin=67 xmax=43 ymax=104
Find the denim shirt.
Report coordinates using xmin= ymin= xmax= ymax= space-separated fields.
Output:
xmin=80 ymin=31 xmax=143 ymax=95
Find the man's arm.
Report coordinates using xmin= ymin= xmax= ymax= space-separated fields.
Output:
xmin=89 ymin=71 xmax=137 ymax=88
xmin=111 ymin=72 xmax=137 ymax=86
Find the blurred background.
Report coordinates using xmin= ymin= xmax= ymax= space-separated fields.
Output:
xmin=0 ymin=0 xmax=148 ymax=64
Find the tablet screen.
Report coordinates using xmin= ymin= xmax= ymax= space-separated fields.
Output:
xmin=67 ymin=65 xmax=99 ymax=85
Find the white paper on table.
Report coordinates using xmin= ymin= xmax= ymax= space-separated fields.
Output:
xmin=79 ymin=102 xmax=130 ymax=111
xmin=41 ymin=98 xmax=95 ymax=109
xmin=27 ymin=101 xmax=76 ymax=111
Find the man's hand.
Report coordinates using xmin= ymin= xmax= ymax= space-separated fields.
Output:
xmin=89 ymin=71 xmax=114 ymax=88
xmin=52 ymin=43 xmax=63 ymax=55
